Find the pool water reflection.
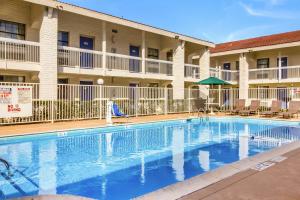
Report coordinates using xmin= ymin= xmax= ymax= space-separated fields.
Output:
xmin=0 ymin=118 xmax=299 ymax=199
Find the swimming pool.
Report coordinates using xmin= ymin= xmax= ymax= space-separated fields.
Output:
xmin=0 ymin=117 xmax=300 ymax=200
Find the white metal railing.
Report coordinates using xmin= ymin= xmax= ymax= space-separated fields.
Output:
xmin=209 ymin=68 xmax=219 ymax=77
xmin=220 ymin=69 xmax=239 ymax=82
xmin=106 ymin=53 xmax=142 ymax=73
xmin=0 ymin=83 xmax=186 ymax=124
xmin=145 ymin=58 xmax=173 ymax=76
xmin=0 ymin=37 xmax=40 ymax=63
xmin=284 ymin=66 xmax=300 ymax=79
xmin=249 ymin=68 xmax=278 ymax=81
xmin=209 ymin=68 xmax=238 ymax=82
xmin=184 ymin=64 xmax=200 ymax=79
xmin=58 ymin=46 xmax=103 ymax=69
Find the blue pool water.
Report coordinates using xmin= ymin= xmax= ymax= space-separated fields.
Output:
xmin=0 ymin=117 xmax=300 ymax=200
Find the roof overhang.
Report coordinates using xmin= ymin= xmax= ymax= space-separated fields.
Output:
xmin=24 ymin=0 xmax=215 ymax=47
xmin=211 ymin=41 xmax=300 ymax=57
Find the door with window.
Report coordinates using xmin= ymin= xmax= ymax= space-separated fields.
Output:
xmin=129 ymin=46 xmax=140 ymax=72
xmin=223 ymin=63 xmax=231 ymax=81
xmin=129 ymin=83 xmax=139 ymax=115
xmin=166 ymin=50 xmax=173 ymax=76
xmin=277 ymin=87 xmax=288 ymax=109
xmin=58 ymin=79 xmax=69 ymax=99
xmin=80 ymin=81 xmax=93 ymax=101
xmin=80 ymin=36 xmax=94 ymax=69
xmin=257 ymin=58 xmax=269 ymax=79
xmin=223 ymin=88 xmax=230 ymax=107
xmin=277 ymin=57 xmax=288 ymax=79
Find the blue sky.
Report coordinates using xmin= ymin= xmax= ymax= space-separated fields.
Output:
xmin=61 ymin=0 xmax=300 ymax=43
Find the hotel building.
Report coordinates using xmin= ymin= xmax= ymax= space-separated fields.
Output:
xmin=0 ymin=0 xmax=214 ymax=100
xmin=210 ymin=30 xmax=300 ymax=102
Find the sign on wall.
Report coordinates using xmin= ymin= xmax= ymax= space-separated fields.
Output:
xmin=0 ymin=86 xmax=32 ymax=118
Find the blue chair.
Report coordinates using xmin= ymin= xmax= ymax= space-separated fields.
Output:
xmin=112 ymin=103 xmax=128 ymax=117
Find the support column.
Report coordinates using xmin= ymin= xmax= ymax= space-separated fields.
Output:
xmin=39 ymin=7 xmax=58 ymax=99
xmin=142 ymin=31 xmax=146 ymax=74
xmin=278 ymin=51 xmax=282 ymax=82
xmin=199 ymin=47 xmax=210 ymax=98
xmin=172 ymin=40 xmax=185 ymax=99
xmin=239 ymin=53 xmax=249 ymax=103
xmin=102 ymin=21 xmax=107 ymax=73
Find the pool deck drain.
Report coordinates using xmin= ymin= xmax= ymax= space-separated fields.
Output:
xmin=137 ymin=141 xmax=300 ymax=200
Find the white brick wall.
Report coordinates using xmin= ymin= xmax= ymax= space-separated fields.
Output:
xmin=239 ymin=53 xmax=249 ymax=102
xmin=39 ymin=7 xmax=58 ymax=99
xmin=172 ymin=41 xmax=185 ymax=99
xmin=199 ymin=48 xmax=210 ymax=96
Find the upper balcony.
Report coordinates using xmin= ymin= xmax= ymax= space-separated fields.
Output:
xmin=0 ymin=37 xmax=40 ymax=71
xmin=57 ymin=46 xmax=174 ymax=80
xmin=249 ymin=66 xmax=300 ymax=84
xmin=184 ymin=64 xmax=200 ymax=82
xmin=209 ymin=68 xmax=239 ymax=84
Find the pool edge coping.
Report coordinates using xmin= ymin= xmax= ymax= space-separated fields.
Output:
xmin=1 ymin=115 xmax=300 ymax=139
xmin=136 ymin=141 xmax=300 ymax=200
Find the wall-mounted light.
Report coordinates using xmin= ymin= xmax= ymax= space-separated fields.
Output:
xmin=56 ymin=5 xmax=64 ymax=10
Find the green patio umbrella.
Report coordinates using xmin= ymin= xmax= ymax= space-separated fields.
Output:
xmin=195 ymin=77 xmax=231 ymax=86
xmin=195 ymin=77 xmax=231 ymax=114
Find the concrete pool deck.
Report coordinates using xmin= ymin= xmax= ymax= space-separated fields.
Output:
xmin=2 ymin=113 xmax=300 ymax=200
xmin=137 ymin=141 xmax=300 ymax=200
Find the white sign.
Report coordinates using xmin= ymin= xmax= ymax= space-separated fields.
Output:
xmin=0 ymin=86 xmax=32 ymax=118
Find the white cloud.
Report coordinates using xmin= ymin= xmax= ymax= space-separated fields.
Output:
xmin=239 ymin=2 xmax=298 ymax=19
xmin=255 ymin=0 xmax=285 ymax=6
xmin=224 ymin=25 xmax=274 ymax=42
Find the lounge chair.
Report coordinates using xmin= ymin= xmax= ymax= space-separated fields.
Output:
xmin=193 ymin=98 xmax=207 ymax=117
xmin=112 ymin=103 xmax=128 ymax=117
xmin=260 ymin=100 xmax=281 ymax=117
xmin=279 ymin=101 xmax=300 ymax=119
xmin=229 ymin=99 xmax=246 ymax=115
xmin=239 ymin=100 xmax=260 ymax=116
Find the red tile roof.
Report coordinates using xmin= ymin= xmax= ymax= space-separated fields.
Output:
xmin=211 ymin=30 xmax=300 ymax=54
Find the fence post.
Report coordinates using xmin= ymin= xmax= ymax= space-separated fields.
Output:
xmin=188 ymin=87 xmax=191 ymax=113
xmin=230 ymin=88 xmax=233 ymax=111
xmin=135 ymin=87 xmax=139 ymax=117
xmin=51 ymin=95 xmax=54 ymax=123
xmin=4 ymin=41 xmax=7 ymax=69
xmin=99 ymin=85 xmax=102 ymax=120
xmin=164 ymin=87 xmax=168 ymax=115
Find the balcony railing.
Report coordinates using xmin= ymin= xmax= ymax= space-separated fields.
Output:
xmin=249 ymin=68 xmax=278 ymax=81
xmin=58 ymin=46 xmax=103 ymax=69
xmin=0 ymin=37 xmax=40 ymax=63
xmin=249 ymin=66 xmax=300 ymax=82
xmin=209 ymin=68 xmax=238 ymax=82
xmin=184 ymin=64 xmax=200 ymax=79
xmin=106 ymin=53 xmax=142 ymax=73
xmin=145 ymin=58 xmax=173 ymax=76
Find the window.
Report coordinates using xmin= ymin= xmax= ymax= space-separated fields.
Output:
xmin=236 ymin=61 xmax=239 ymax=70
xmin=0 ymin=75 xmax=25 ymax=82
xmin=166 ymin=50 xmax=173 ymax=62
xmin=223 ymin=63 xmax=231 ymax=70
xmin=58 ymin=78 xmax=68 ymax=84
xmin=111 ymin=48 xmax=117 ymax=53
xmin=257 ymin=58 xmax=269 ymax=69
xmin=0 ymin=20 xmax=25 ymax=40
xmin=58 ymin=31 xmax=69 ymax=46
xmin=148 ymin=83 xmax=159 ymax=87
xmin=148 ymin=48 xmax=159 ymax=59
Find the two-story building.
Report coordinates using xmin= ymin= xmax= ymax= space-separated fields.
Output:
xmin=210 ymin=30 xmax=300 ymax=103
xmin=0 ymin=0 xmax=214 ymax=100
